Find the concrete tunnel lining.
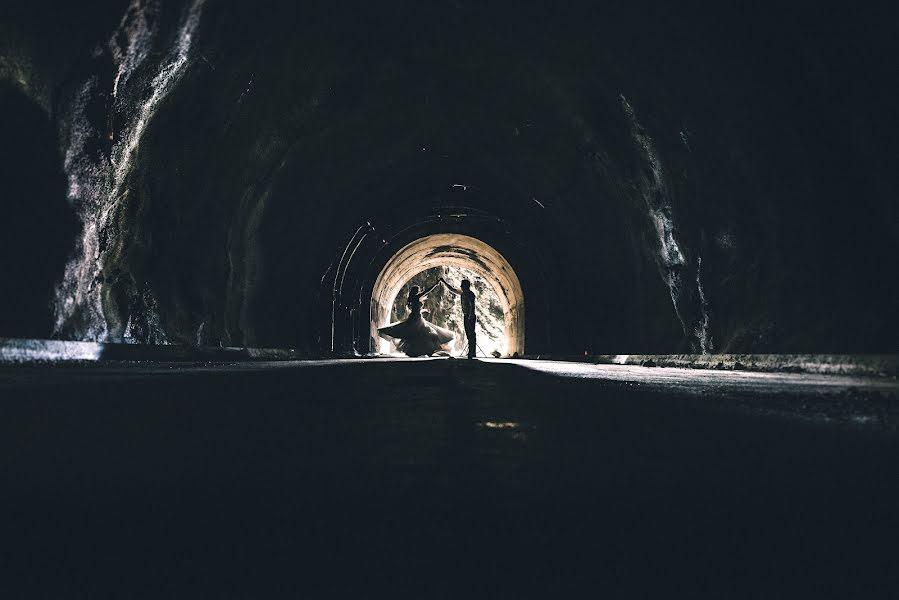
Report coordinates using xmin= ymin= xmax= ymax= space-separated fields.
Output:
xmin=370 ymin=234 xmax=525 ymax=356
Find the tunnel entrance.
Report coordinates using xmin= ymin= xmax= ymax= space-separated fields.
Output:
xmin=370 ymin=234 xmax=525 ymax=357
xmin=386 ymin=265 xmax=506 ymax=357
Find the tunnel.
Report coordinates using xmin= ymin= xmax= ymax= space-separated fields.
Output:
xmin=369 ymin=233 xmax=525 ymax=356
xmin=1 ymin=0 xmax=896 ymax=354
xmin=1 ymin=1 xmax=897 ymax=597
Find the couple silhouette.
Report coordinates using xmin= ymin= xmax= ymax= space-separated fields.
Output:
xmin=378 ymin=277 xmax=477 ymax=358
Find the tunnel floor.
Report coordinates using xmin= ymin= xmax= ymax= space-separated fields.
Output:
xmin=2 ymin=358 xmax=897 ymax=598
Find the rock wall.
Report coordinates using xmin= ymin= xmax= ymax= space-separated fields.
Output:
xmin=1 ymin=0 xmax=896 ymax=353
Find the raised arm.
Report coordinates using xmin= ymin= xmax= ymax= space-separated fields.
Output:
xmin=419 ymin=281 xmax=442 ymax=297
xmin=440 ymin=277 xmax=462 ymax=295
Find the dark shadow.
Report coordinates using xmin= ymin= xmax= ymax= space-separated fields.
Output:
xmin=0 ymin=82 xmax=79 ymax=338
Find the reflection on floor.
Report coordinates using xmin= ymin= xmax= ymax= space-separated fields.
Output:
xmin=1 ymin=358 xmax=896 ymax=597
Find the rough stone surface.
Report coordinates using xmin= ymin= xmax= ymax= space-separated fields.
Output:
xmin=1 ymin=1 xmax=897 ymax=354
xmin=592 ymin=353 xmax=899 ymax=377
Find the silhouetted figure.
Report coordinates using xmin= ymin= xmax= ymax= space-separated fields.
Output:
xmin=442 ymin=277 xmax=476 ymax=358
xmin=378 ymin=282 xmax=455 ymax=357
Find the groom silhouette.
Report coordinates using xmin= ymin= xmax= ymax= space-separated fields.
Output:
xmin=441 ymin=277 xmax=476 ymax=358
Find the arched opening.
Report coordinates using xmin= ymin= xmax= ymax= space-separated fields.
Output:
xmin=370 ymin=234 xmax=525 ymax=357
xmin=386 ymin=265 xmax=507 ymax=357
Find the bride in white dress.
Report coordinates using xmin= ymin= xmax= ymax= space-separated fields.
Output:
xmin=377 ymin=282 xmax=455 ymax=357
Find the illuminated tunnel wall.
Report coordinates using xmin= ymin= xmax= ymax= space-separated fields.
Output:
xmin=1 ymin=1 xmax=896 ymax=354
xmin=370 ymin=234 xmax=525 ymax=356
xmin=321 ymin=209 xmax=551 ymax=358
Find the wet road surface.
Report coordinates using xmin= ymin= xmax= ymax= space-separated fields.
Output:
xmin=1 ymin=358 xmax=897 ymax=598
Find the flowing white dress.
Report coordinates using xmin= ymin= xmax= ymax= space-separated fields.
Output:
xmin=377 ymin=295 xmax=455 ymax=357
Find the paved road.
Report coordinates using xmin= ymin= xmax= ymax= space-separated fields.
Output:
xmin=1 ymin=358 xmax=896 ymax=598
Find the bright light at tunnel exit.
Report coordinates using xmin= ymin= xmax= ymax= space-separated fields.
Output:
xmin=370 ymin=233 xmax=525 ymax=357
xmin=388 ymin=266 xmax=507 ymax=357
